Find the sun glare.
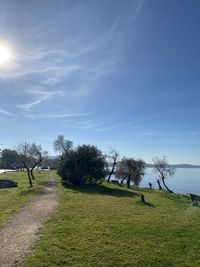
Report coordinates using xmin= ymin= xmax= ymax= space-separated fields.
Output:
xmin=0 ymin=44 xmax=12 ymax=65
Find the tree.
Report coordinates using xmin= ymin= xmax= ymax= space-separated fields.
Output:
xmin=18 ymin=142 xmax=47 ymax=186
xmin=153 ymin=156 xmax=175 ymax=193
xmin=29 ymin=143 xmax=48 ymax=180
xmin=107 ymin=150 xmax=119 ymax=182
xmin=115 ymin=158 xmax=146 ymax=188
xmin=1 ymin=149 xmax=19 ymax=169
xmin=18 ymin=143 xmax=33 ymax=187
xmin=58 ymin=144 xmax=106 ymax=186
xmin=53 ymin=135 xmax=73 ymax=154
xmin=115 ymin=158 xmax=129 ymax=184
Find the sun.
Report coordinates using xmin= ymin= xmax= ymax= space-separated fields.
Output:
xmin=0 ymin=44 xmax=12 ymax=65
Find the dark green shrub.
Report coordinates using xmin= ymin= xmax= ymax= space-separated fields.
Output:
xmin=58 ymin=145 xmax=106 ymax=186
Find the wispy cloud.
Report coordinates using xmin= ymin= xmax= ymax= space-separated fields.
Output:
xmin=22 ymin=112 xmax=93 ymax=120
xmin=95 ymin=125 xmax=119 ymax=132
xmin=16 ymin=89 xmax=63 ymax=111
xmin=129 ymin=0 xmax=146 ymax=22
xmin=59 ymin=117 xmax=119 ymax=133
xmin=0 ymin=109 xmax=15 ymax=117
xmin=0 ymin=63 xmax=82 ymax=81
xmin=134 ymin=129 xmax=200 ymax=143
xmin=40 ymin=112 xmax=92 ymax=119
xmin=0 ymin=0 xmax=147 ymax=119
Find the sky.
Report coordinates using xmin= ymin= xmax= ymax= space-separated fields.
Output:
xmin=0 ymin=0 xmax=199 ymax=164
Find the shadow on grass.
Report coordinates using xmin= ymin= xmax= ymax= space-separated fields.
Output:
xmin=62 ymin=182 xmax=139 ymax=198
xmin=143 ymin=201 xmax=155 ymax=208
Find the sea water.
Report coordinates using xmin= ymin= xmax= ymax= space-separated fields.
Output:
xmin=111 ymin=168 xmax=200 ymax=195
xmin=141 ymin=168 xmax=200 ymax=195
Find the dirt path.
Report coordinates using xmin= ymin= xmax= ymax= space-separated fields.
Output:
xmin=0 ymin=173 xmax=58 ymax=267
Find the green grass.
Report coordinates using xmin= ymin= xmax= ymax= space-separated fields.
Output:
xmin=23 ymin=179 xmax=200 ymax=267
xmin=0 ymin=170 xmax=50 ymax=229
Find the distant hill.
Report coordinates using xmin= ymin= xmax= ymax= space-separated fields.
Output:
xmin=146 ymin=163 xmax=200 ymax=168
xmin=107 ymin=162 xmax=200 ymax=169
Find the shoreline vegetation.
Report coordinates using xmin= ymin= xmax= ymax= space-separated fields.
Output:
xmin=23 ymin=173 xmax=200 ymax=267
xmin=1 ymin=171 xmax=200 ymax=266
xmin=1 ymin=139 xmax=200 ymax=266
xmin=1 ymin=167 xmax=199 ymax=196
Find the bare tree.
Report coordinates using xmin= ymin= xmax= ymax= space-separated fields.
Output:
xmin=153 ymin=156 xmax=175 ymax=193
xmin=115 ymin=157 xmax=146 ymax=188
xmin=18 ymin=142 xmax=47 ymax=186
xmin=107 ymin=150 xmax=119 ymax=182
xmin=29 ymin=143 xmax=48 ymax=180
xmin=53 ymin=135 xmax=73 ymax=154
xmin=18 ymin=143 xmax=33 ymax=187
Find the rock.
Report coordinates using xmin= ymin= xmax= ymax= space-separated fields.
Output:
xmin=0 ymin=179 xmax=18 ymax=189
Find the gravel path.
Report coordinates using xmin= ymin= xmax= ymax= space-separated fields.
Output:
xmin=0 ymin=173 xmax=58 ymax=267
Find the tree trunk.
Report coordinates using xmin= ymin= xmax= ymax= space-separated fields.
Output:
xmin=141 ymin=194 xmax=145 ymax=203
xmin=23 ymin=162 xmax=32 ymax=187
xmin=107 ymin=161 xmax=116 ymax=182
xmin=30 ymin=169 xmax=35 ymax=180
xmin=127 ymin=175 xmax=131 ymax=188
xmin=161 ymin=177 xmax=173 ymax=193
xmin=27 ymin=168 xmax=33 ymax=187
xmin=120 ymin=176 xmax=126 ymax=184
xmin=157 ymin=179 xmax=162 ymax=190
xmin=30 ymin=159 xmax=42 ymax=180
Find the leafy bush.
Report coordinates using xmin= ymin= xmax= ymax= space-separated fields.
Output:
xmin=58 ymin=145 xmax=106 ymax=186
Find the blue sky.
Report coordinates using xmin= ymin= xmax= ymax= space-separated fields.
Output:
xmin=0 ymin=0 xmax=199 ymax=164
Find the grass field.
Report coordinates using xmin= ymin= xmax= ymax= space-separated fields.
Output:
xmin=0 ymin=170 xmax=49 ymax=229
xmin=23 ymin=177 xmax=200 ymax=267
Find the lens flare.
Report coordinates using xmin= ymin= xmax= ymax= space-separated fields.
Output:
xmin=0 ymin=45 xmax=12 ymax=65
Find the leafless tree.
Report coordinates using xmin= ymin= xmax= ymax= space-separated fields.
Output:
xmin=18 ymin=143 xmax=33 ymax=187
xmin=53 ymin=135 xmax=73 ymax=154
xmin=107 ymin=150 xmax=119 ymax=182
xmin=29 ymin=143 xmax=48 ymax=180
xmin=153 ymin=156 xmax=175 ymax=193
xmin=18 ymin=142 xmax=47 ymax=186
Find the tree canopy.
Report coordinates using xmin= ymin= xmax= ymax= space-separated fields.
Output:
xmin=58 ymin=144 xmax=106 ymax=186
xmin=0 ymin=149 xmax=19 ymax=169
xmin=115 ymin=158 xmax=146 ymax=188
xmin=53 ymin=135 xmax=73 ymax=154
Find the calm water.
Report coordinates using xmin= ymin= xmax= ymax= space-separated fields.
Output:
xmin=142 ymin=167 xmax=200 ymax=195
xmin=112 ymin=168 xmax=200 ymax=195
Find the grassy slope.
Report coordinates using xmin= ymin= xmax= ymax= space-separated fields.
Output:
xmin=0 ymin=170 xmax=49 ymax=229
xmin=24 ymin=179 xmax=200 ymax=267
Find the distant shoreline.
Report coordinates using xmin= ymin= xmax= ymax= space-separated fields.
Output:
xmin=146 ymin=164 xmax=200 ymax=168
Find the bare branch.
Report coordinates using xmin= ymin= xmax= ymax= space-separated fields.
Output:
xmin=53 ymin=135 xmax=73 ymax=154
